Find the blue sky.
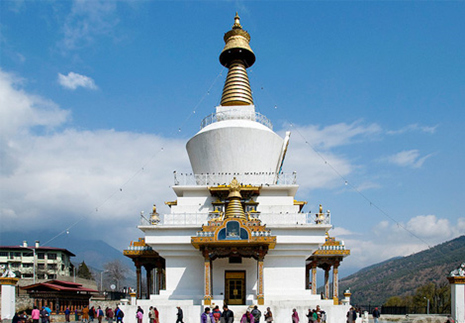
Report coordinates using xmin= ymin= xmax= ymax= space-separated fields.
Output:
xmin=1 ymin=1 xmax=464 ymax=275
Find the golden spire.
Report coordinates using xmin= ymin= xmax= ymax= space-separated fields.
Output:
xmin=224 ymin=178 xmax=246 ymax=220
xmin=219 ymin=13 xmax=255 ymax=106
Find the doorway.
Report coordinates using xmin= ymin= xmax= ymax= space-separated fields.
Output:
xmin=225 ymin=271 xmax=246 ymax=305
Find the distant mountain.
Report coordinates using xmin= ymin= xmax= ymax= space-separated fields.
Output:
xmin=339 ymin=235 xmax=465 ymax=305
xmin=0 ymin=230 xmax=134 ymax=272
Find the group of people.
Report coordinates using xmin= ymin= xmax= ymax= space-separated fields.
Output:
xmin=201 ymin=305 xmax=273 ymax=323
xmin=305 ymin=305 xmax=325 ymax=323
xmin=136 ymin=305 xmax=159 ymax=323
xmin=79 ymin=305 xmax=125 ymax=323
xmin=346 ymin=307 xmax=380 ymax=323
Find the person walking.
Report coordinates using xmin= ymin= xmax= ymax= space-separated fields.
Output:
xmin=64 ymin=308 xmax=70 ymax=323
xmin=176 ymin=306 xmax=184 ymax=323
xmin=97 ymin=307 xmax=105 ymax=323
xmin=221 ymin=306 xmax=234 ymax=323
xmin=149 ymin=307 xmax=154 ymax=323
xmin=13 ymin=313 xmax=21 ymax=323
xmin=212 ymin=306 xmax=221 ymax=323
xmin=306 ymin=309 xmax=313 ymax=323
xmin=154 ymin=307 xmax=159 ymax=323
xmin=32 ymin=306 xmax=41 ymax=323
xmin=89 ymin=307 xmax=95 ymax=322
xmin=347 ymin=307 xmax=356 ymax=323
xmin=372 ymin=308 xmax=380 ymax=323
xmin=115 ymin=307 xmax=124 ymax=323
xmin=251 ymin=306 xmax=261 ymax=323
xmin=292 ymin=309 xmax=300 ymax=323
xmin=82 ymin=306 xmax=89 ymax=323
xmin=264 ymin=308 xmax=273 ymax=323
xmin=136 ymin=310 xmax=143 ymax=323
xmin=40 ymin=307 xmax=49 ymax=323
xmin=201 ymin=307 xmax=214 ymax=323
xmin=240 ymin=310 xmax=254 ymax=323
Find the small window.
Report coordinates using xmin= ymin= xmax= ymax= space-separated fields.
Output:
xmin=11 ymin=263 xmax=20 ymax=268
xmin=38 ymin=264 xmax=45 ymax=270
xmin=48 ymin=274 xmax=56 ymax=279
xmin=0 ymin=252 xmax=7 ymax=257
xmin=47 ymin=253 xmax=57 ymax=260
xmin=37 ymin=253 xmax=45 ymax=259
xmin=48 ymin=264 xmax=57 ymax=270
xmin=23 ymin=252 xmax=33 ymax=257
xmin=37 ymin=274 xmax=45 ymax=279
xmin=229 ymin=257 xmax=242 ymax=264
xmin=14 ymin=252 xmax=21 ymax=257
xmin=22 ymin=273 xmax=33 ymax=278
xmin=23 ymin=263 xmax=33 ymax=268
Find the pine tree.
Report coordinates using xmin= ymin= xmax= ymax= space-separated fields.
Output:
xmin=77 ymin=261 xmax=93 ymax=280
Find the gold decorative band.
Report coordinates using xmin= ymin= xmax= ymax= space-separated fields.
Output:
xmin=0 ymin=277 xmax=20 ymax=285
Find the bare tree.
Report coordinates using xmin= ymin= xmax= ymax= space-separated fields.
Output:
xmin=103 ymin=260 xmax=129 ymax=291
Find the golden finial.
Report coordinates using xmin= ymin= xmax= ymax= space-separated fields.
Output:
xmin=224 ymin=178 xmax=246 ymax=219
xmin=233 ymin=12 xmax=242 ymax=29
xmin=227 ymin=177 xmax=242 ymax=199
xmin=219 ymin=13 xmax=255 ymax=106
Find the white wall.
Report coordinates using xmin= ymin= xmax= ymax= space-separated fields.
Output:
xmin=263 ymin=255 xmax=311 ymax=299
xmin=451 ymin=283 xmax=465 ymax=323
xmin=163 ymin=255 xmax=204 ymax=299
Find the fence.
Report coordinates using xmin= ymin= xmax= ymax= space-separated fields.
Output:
xmin=355 ymin=305 xmax=433 ymax=315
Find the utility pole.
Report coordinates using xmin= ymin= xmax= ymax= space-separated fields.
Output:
xmin=424 ymin=297 xmax=430 ymax=315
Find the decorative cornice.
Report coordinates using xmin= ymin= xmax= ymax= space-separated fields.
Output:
xmin=0 ymin=277 xmax=20 ymax=285
xmin=448 ymin=276 xmax=465 ymax=284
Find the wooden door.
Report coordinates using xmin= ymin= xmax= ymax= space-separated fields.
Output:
xmin=225 ymin=271 xmax=245 ymax=305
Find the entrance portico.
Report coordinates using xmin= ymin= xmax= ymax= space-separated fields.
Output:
xmin=191 ymin=178 xmax=276 ymax=305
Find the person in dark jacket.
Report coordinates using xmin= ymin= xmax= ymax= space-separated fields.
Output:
xmin=372 ymin=308 xmax=380 ymax=323
xmin=176 ymin=306 xmax=183 ymax=323
xmin=221 ymin=305 xmax=234 ymax=323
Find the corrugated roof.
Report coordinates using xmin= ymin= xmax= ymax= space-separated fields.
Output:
xmin=21 ymin=280 xmax=98 ymax=293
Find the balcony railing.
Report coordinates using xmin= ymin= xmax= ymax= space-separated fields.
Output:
xmin=200 ymin=110 xmax=273 ymax=130
xmin=173 ymin=172 xmax=297 ymax=186
xmin=140 ymin=212 xmax=330 ymax=226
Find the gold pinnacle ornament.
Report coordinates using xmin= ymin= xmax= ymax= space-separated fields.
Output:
xmin=219 ymin=13 xmax=255 ymax=106
xmin=224 ymin=178 xmax=246 ymax=220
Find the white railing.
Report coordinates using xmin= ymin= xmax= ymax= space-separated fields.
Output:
xmin=200 ymin=110 xmax=273 ymax=130
xmin=139 ymin=212 xmax=330 ymax=226
xmin=259 ymin=213 xmax=331 ymax=225
xmin=173 ymin=172 xmax=297 ymax=186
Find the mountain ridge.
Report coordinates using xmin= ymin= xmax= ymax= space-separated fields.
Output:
xmin=339 ymin=235 xmax=465 ymax=305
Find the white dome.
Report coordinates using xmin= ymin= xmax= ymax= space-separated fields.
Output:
xmin=186 ymin=118 xmax=284 ymax=177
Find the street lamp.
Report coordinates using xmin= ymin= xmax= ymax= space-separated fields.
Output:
xmin=424 ymin=297 xmax=430 ymax=315
xmin=100 ymin=270 xmax=109 ymax=291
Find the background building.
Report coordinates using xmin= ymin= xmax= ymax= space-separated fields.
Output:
xmin=0 ymin=241 xmax=75 ymax=281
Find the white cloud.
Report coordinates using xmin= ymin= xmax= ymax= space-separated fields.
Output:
xmin=58 ymin=72 xmax=98 ymax=90
xmin=0 ymin=67 xmax=188 ymax=249
xmin=385 ymin=149 xmax=434 ymax=168
xmin=338 ymin=215 xmax=465 ymax=271
xmin=60 ymin=0 xmax=119 ymax=51
xmin=279 ymin=121 xmax=382 ymax=191
xmin=286 ymin=121 xmax=382 ymax=150
xmin=387 ymin=123 xmax=438 ymax=135
xmin=0 ymin=69 xmax=69 ymax=142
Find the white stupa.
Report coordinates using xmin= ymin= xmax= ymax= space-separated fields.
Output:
xmin=123 ymin=14 xmax=351 ymax=323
